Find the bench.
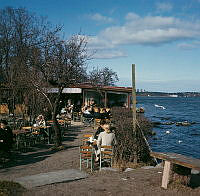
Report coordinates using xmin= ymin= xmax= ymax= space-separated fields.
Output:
xmin=150 ymin=152 xmax=200 ymax=189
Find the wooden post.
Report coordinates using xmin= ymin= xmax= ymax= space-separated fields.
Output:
xmin=132 ymin=64 xmax=138 ymax=164
xmin=105 ymin=91 xmax=107 ymax=108
xmin=162 ymin=161 xmax=171 ymax=189
xmin=132 ymin=64 xmax=137 ymax=132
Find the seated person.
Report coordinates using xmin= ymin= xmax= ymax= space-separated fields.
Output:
xmin=0 ymin=120 xmax=14 ymax=155
xmin=89 ymin=99 xmax=97 ymax=108
xmin=93 ymin=107 xmax=101 ymax=119
xmin=105 ymin=108 xmax=112 ymax=118
xmin=82 ymin=106 xmax=94 ymax=119
xmin=96 ymin=123 xmax=117 ymax=161
xmin=99 ymin=108 xmax=110 ymax=119
xmin=35 ymin=115 xmax=47 ymax=140
xmin=86 ymin=119 xmax=107 ymax=148
xmin=35 ymin=114 xmax=46 ymax=127
xmin=65 ymin=103 xmax=73 ymax=119
xmin=60 ymin=107 xmax=67 ymax=114
xmin=94 ymin=119 xmax=106 ymax=139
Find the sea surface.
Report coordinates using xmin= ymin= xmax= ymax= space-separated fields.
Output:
xmin=136 ymin=96 xmax=200 ymax=159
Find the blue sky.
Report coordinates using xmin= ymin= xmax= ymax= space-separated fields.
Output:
xmin=1 ymin=0 xmax=200 ymax=92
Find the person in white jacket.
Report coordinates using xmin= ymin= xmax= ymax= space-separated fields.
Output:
xmin=96 ymin=124 xmax=117 ymax=161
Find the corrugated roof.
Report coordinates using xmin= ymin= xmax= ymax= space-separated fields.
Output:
xmin=71 ymin=84 xmax=132 ymax=93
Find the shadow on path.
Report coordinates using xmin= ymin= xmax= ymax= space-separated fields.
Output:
xmin=190 ymin=174 xmax=200 ymax=188
xmin=62 ymin=124 xmax=83 ymax=142
xmin=0 ymin=124 xmax=85 ymax=170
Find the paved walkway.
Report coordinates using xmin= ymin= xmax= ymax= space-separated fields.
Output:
xmin=15 ymin=169 xmax=88 ymax=188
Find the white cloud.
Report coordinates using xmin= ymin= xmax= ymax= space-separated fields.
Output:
xmin=156 ymin=2 xmax=173 ymax=12
xmin=89 ymin=13 xmax=114 ymax=23
xmin=92 ymin=50 xmax=127 ymax=59
xmin=178 ymin=41 xmax=200 ymax=50
xmin=87 ymin=12 xmax=200 ymax=50
xmin=87 ymin=36 xmax=114 ymax=49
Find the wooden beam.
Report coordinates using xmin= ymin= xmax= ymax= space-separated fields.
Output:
xmin=150 ymin=152 xmax=200 ymax=170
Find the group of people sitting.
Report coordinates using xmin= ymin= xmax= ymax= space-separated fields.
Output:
xmin=57 ymin=101 xmax=74 ymax=120
xmin=82 ymin=104 xmax=111 ymax=121
xmin=86 ymin=119 xmax=117 ymax=162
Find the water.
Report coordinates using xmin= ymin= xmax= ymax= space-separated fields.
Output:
xmin=137 ymin=96 xmax=200 ymax=159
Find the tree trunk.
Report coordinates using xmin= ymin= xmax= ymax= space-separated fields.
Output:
xmin=52 ymin=86 xmax=63 ymax=147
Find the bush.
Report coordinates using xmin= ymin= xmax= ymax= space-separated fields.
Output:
xmin=111 ymin=107 xmax=155 ymax=168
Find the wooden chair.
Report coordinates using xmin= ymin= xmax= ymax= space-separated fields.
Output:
xmin=79 ymin=145 xmax=94 ymax=172
xmin=82 ymin=134 xmax=92 ymax=145
xmin=99 ymin=145 xmax=113 ymax=171
xmin=94 ymin=118 xmax=101 ymax=127
xmin=14 ymin=130 xmax=33 ymax=151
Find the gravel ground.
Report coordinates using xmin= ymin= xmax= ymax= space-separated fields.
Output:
xmin=0 ymin=122 xmax=200 ymax=196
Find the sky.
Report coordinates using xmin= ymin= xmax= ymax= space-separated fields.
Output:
xmin=1 ymin=0 xmax=200 ymax=92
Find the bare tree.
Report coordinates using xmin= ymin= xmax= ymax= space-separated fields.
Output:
xmin=0 ymin=7 xmax=89 ymax=147
xmin=88 ymin=67 xmax=119 ymax=86
xmin=0 ymin=7 xmax=61 ymax=115
xmin=31 ymin=35 xmax=88 ymax=147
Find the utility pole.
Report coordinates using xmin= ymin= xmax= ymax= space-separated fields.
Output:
xmin=132 ymin=64 xmax=137 ymax=132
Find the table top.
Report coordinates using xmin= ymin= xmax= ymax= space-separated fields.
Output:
xmin=32 ymin=126 xmax=51 ymax=129
xmin=21 ymin=126 xmax=32 ymax=130
xmin=13 ymin=129 xmax=31 ymax=135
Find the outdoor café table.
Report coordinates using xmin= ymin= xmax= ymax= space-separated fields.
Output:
xmin=21 ymin=126 xmax=32 ymax=131
xmin=47 ymin=119 xmax=70 ymax=127
xmin=32 ymin=126 xmax=51 ymax=144
xmin=13 ymin=129 xmax=32 ymax=149
xmin=47 ymin=120 xmax=69 ymax=137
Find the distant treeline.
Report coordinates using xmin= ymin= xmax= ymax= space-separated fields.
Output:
xmin=136 ymin=92 xmax=200 ymax=97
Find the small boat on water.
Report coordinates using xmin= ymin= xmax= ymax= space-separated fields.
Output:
xmin=154 ymin=104 xmax=166 ymax=110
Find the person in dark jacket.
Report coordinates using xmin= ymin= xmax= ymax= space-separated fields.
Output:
xmin=0 ymin=119 xmax=13 ymax=154
xmin=94 ymin=119 xmax=107 ymax=140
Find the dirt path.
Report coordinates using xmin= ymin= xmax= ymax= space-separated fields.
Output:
xmin=0 ymin=122 xmax=200 ymax=196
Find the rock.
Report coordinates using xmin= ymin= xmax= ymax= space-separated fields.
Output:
xmin=151 ymin=131 xmax=156 ymax=136
xmin=155 ymin=163 xmax=163 ymax=168
xmin=100 ymin=167 xmax=118 ymax=172
xmin=176 ymin=121 xmax=192 ymax=126
xmin=163 ymin=122 xmax=174 ymax=125
xmin=141 ymin=166 xmax=155 ymax=169
xmin=191 ymin=169 xmax=200 ymax=174
xmin=124 ymin=168 xmax=135 ymax=172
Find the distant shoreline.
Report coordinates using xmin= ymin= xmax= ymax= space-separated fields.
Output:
xmin=136 ymin=92 xmax=200 ymax=97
